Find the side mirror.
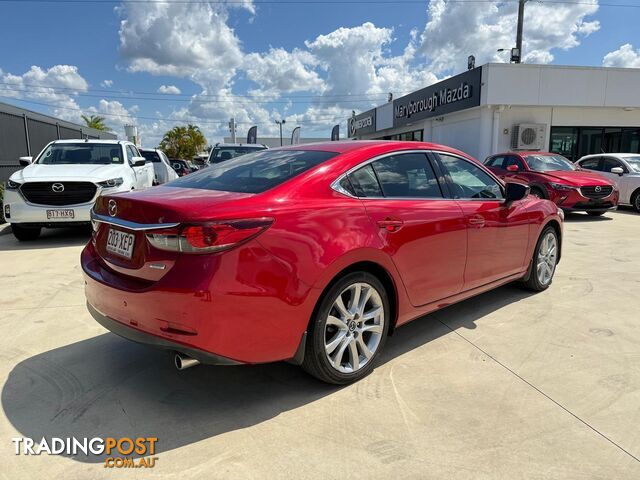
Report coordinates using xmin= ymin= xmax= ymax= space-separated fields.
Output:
xmin=506 ymin=165 xmax=519 ymax=172
xmin=19 ymin=156 xmax=33 ymax=166
xmin=610 ymin=167 xmax=624 ymax=176
xmin=505 ymin=182 xmax=529 ymax=203
xmin=131 ymin=157 xmax=147 ymax=167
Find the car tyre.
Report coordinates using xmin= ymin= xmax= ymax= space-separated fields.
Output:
xmin=521 ymin=226 xmax=558 ymax=292
xmin=586 ymin=211 xmax=606 ymax=217
xmin=302 ymin=272 xmax=390 ymax=385
xmin=631 ymin=190 xmax=640 ymax=213
xmin=11 ymin=224 xmax=41 ymax=241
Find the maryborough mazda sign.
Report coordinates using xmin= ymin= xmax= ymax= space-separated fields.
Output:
xmin=393 ymin=67 xmax=482 ymax=127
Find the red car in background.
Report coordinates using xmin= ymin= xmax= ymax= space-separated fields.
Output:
xmin=484 ymin=151 xmax=618 ymax=216
xmin=83 ymin=141 xmax=563 ymax=384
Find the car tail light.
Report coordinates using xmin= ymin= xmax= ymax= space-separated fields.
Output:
xmin=146 ymin=218 xmax=273 ymax=254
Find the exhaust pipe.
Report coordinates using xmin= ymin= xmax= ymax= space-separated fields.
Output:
xmin=174 ymin=353 xmax=200 ymax=370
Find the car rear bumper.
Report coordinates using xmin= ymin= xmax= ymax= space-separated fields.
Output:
xmin=86 ymin=302 xmax=241 ymax=365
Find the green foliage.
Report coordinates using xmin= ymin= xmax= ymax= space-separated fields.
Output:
xmin=159 ymin=125 xmax=207 ymax=159
xmin=81 ymin=114 xmax=111 ymax=132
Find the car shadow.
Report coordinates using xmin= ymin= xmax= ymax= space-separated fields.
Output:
xmin=2 ymin=284 xmax=534 ymax=463
xmin=0 ymin=226 xmax=91 ymax=251
xmin=563 ymin=212 xmax=613 ymax=222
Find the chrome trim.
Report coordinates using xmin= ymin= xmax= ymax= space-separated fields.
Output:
xmin=91 ymin=211 xmax=180 ymax=231
xmin=578 ymin=186 xmax=614 ymax=200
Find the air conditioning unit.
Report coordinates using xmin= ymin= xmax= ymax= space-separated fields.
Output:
xmin=511 ymin=123 xmax=547 ymax=150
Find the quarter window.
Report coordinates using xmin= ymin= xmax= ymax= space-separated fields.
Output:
xmin=371 ymin=153 xmax=442 ymax=198
xmin=348 ymin=164 xmax=383 ymax=197
xmin=438 ymin=154 xmax=504 ymax=200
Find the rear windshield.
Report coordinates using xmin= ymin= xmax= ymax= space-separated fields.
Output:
xmin=168 ymin=149 xmax=338 ymax=193
xmin=210 ymin=146 xmax=267 ymax=163
xmin=36 ymin=143 xmax=123 ymax=165
xmin=140 ymin=150 xmax=161 ymax=163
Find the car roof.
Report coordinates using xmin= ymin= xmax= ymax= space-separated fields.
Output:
xmin=491 ymin=151 xmax=557 ymax=157
xmin=214 ymin=143 xmax=267 ymax=148
xmin=51 ymin=139 xmax=129 ymax=145
xmin=276 ymin=140 xmax=475 ymax=158
xmin=580 ymin=153 xmax=639 ymax=159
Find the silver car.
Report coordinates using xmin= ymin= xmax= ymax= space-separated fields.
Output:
xmin=577 ymin=153 xmax=640 ymax=212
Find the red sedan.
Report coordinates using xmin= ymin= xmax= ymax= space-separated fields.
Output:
xmin=484 ymin=151 xmax=618 ymax=216
xmin=82 ymin=141 xmax=563 ymax=384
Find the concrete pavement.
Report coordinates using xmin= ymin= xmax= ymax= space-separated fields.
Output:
xmin=0 ymin=211 xmax=639 ymax=479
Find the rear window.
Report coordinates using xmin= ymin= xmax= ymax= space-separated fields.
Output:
xmin=140 ymin=150 xmax=161 ymax=163
xmin=210 ymin=146 xmax=267 ymax=163
xmin=167 ymin=149 xmax=338 ymax=193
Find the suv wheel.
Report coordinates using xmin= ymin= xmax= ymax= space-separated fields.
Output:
xmin=521 ymin=226 xmax=558 ymax=292
xmin=12 ymin=224 xmax=41 ymax=241
xmin=302 ymin=272 xmax=390 ymax=384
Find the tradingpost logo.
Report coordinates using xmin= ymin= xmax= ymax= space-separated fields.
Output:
xmin=12 ymin=436 xmax=159 ymax=468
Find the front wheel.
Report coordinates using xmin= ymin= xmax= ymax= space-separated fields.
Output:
xmin=302 ymin=272 xmax=390 ymax=384
xmin=631 ymin=191 xmax=640 ymax=213
xmin=521 ymin=226 xmax=558 ymax=292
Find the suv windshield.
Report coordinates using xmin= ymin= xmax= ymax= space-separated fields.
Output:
xmin=168 ymin=149 xmax=337 ymax=193
xmin=210 ymin=146 xmax=266 ymax=163
xmin=525 ymin=154 xmax=575 ymax=172
xmin=36 ymin=143 xmax=123 ymax=165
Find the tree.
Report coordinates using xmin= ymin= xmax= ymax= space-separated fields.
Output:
xmin=81 ymin=114 xmax=111 ymax=131
xmin=159 ymin=124 xmax=207 ymax=159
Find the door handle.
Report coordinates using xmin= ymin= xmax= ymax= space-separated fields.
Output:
xmin=377 ymin=218 xmax=404 ymax=232
xmin=468 ymin=215 xmax=485 ymax=228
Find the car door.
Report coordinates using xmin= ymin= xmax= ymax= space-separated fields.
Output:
xmin=127 ymin=145 xmax=152 ymax=189
xmin=160 ymin=151 xmax=179 ymax=182
xmin=601 ymin=157 xmax=631 ymax=203
xmin=436 ymin=152 xmax=531 ymax=290
xmin=346 ymin=151 xmax=467 ymax=307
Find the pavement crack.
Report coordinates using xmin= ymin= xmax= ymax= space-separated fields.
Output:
xmin=437 ymin=318 xmax=640 ymax=464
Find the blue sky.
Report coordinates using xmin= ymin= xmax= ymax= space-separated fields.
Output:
xmin=0 ymin=0 xmax=638 ymax=146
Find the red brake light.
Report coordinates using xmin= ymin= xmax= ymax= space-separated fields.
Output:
xmin=146 ymin=218 xmax=273 ymax=254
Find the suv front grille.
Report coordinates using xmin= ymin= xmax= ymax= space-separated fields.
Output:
xmin=580 ymin=185 xmax=613 ymax=199
xmin=20 ymin=182 xmax=97 ymax=206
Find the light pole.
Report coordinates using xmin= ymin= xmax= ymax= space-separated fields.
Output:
xmin=275 ymin=119 xmax=286 ymax=146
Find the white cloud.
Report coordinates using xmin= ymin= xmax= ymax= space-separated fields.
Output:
xmin=419 ymin=0 xmax=599 ymax=74
xmin=101 ymin=79 xmax=114 ymax=88
xmin=603 ymin=44 xmax=640 ymax=68
xmin=244 ymin=48 xmax=324 ymax=94
xmin=157 ymin=84 xmax=181 ymax=94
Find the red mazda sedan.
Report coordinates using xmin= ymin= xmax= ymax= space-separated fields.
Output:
xmin=484 ymin=151 xmax=618 ymax=216
xmin=82 ymin=141 xmax=563 ymax=384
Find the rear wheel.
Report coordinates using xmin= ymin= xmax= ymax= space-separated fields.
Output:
xmin=586 ymin=211 xmax=606 ymax=217
xmin=11 ymin=224 xmax=41 ymax=241
xmin=631 ymin=190 xmax=640 ymax=213
xmin=521 ymin=226 xmax=558 ymax=292
xmin=302 ymin=272 xmax=389 ymax=384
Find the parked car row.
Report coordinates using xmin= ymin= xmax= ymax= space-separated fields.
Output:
xmin=485 ymin=150 xmax=640 ymax=214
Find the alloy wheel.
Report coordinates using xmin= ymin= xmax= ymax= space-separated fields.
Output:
xmin=536 ymin=231 xmax=558 ymax=286
xmin=324 ymin=282 xmax=384 ymax=374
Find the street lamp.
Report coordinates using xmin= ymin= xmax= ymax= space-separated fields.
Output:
xmin=275 ymin=119 xmax=286 ymax=146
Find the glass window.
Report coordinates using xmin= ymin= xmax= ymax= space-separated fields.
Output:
xmin=579 ymin=157 xmax=601 ymax=171
xmin=210 ymin=146 xmax=267 ymax=163
xmin=140 ymin=150 xmax=161 ymax=163
xmin=371 ymin=153 xmax=442 ymax=198
xmin=623 ymin=156 xmax=640 ymax=173
xmin=602 ymin=157 xmax=627 ymax=173
xmin=485 ymin=156 xmax=505 ymax=168
xmin=337 ymin=176 xmax=356 ymax=196
xmin=348 ymin=164 xmax=383 ymax=197
xmin=524 ymin=154 xmax=575 ymax=172
xmin=550 ymin=127 xmax=578 ymax=161
xmin=36 ymin=143 xmax=123 ymax=165
xmin=438 ymin=154 xmax=503 ymax=200
xmin=505 ymin=155 xmax=524 ymax=170
xmin=167 ymin=149 xmax=337 ymax=194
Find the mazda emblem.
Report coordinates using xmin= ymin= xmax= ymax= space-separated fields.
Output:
xmin=108 ymin=199 xmax=117 ymax=217
xmin=595 ymin=186 xmax=602 ymax=193
xmin=51 ymin=183 xmax=64 ymax=193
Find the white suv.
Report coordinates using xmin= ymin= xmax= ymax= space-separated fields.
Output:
xmin=3 ymin=139 xmax=155 ymax=241
xmin=577 ymin=154 xmax=640 ymax=212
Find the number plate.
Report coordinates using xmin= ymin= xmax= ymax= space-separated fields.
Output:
xmin=46 ymin=209 xmax=74 ymax=220
xmin=106 ymin=228 xmax=136 ymax=259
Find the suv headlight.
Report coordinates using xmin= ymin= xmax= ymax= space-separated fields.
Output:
xmin=6 ymin=179 xmax=21 ymax=190
xmin=548 ymin=182 xmax=575 ymax=191
xmin=97 ymin=178 xmax=124 ymax=188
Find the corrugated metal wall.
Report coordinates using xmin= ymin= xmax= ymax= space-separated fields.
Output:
xmin=0 ymin=102 xmax=117 ymax=181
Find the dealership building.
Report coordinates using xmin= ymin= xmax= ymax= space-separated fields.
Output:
xmin=348 ymin=63 xmax=640 ymax=162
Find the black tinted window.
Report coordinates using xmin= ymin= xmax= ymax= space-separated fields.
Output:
xmin=167 ymin=149 xmax=337 ymax=193
xmin=348 ymin=165 xmax=383 ymax=197
xmin=579 ymin=158 xmax=601 ymax=171
xmin=372 ymin=153 xmax=442 ymax=198
xmin=140 ymin=151 xmax=161 ymax=163
xmin=439 ymin=154 xmax=503 ymax=200
xmin=602 ymin=157 xmax=626 ymax=173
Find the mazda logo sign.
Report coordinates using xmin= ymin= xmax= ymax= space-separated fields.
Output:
xmin=51 ymin=183 xmax=64 ymax=193
xmin=108 ymin=199 xmax=117 ymax=217
xmin=595 ymin=186 xmax=602 ymax=193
